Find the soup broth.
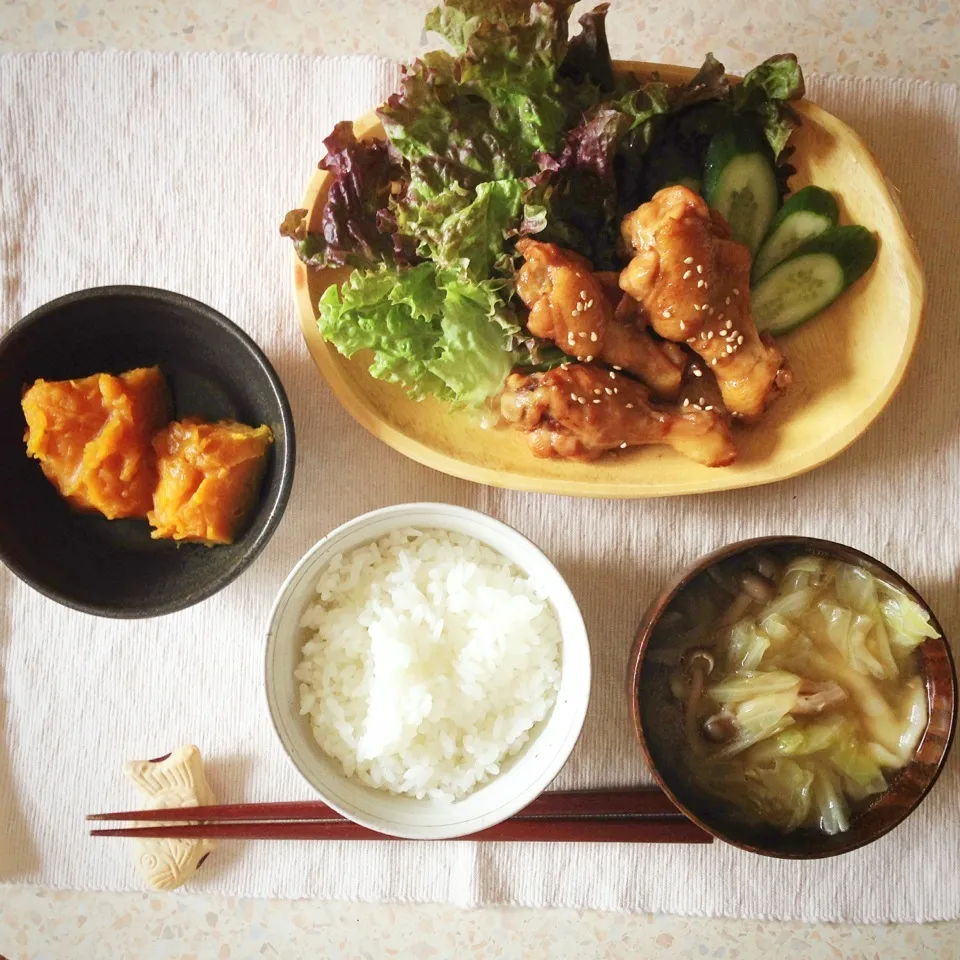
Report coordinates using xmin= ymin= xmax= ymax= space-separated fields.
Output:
xmin=660 ymin=550 xmax=938 ymax=835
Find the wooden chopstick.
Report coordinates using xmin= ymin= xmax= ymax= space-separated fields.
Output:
xmin=87 ymin=788 xmax=683 ymax=824
xmin=90 ymin=817 xmax=711 ymax=844
xmin=87 ymin=789 xmax=710 ymax=844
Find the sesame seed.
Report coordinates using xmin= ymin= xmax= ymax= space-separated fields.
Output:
xmin=560 ymin=362 xmax=570 ymax=369
xmin=693 ymin=304 xmax=701 ymax=312
xmin=609 ymin=371 xmax=616 ymax=379
xmin=593 ymin=398 xmax=601 ymax=404
xmin=731 ymin=330 xmax=739 ymax=339
xmin=570 ymin=393 xmax=578 ymax=401
xmin=704 ymin=405 xmax=714 ymax=411
xmin=726 ymin=345 xmax=734 ymax=354
xmin=737 ymin=335 xmax=744 ymax=344
xmin=706 ymin=331 xmax=713 ymax=339
xmin=585 ymin=355 xmax=594 ymax=362
xmin=733 ymin=288 xmax=740 ymax=295
xmin=683 ymin=257 xmax=694 ymax=264
xmin=568 ymin=334 xmax=576 ymax=344
xmin=680 ymin=320 xmax=686 ymax=330
xmin=693 ymin=368 xmax=703 ymax=377
xmin=682 ymin=398 xmax=690 ymax=407
xmin=699 ymin=397 xmax=706 ymax=405
xmin=662 ymin=309 xmax=671 ymax=318
xmin=613 ymin=387 xmax=618 ymax=394
xmin=579 ymin=289 xmax=588 ymax=299
xmin=593 ymin=388 xmax=602 ymax=395
xmin=579 ymin=331 xmax=587 ymax=338
xmin=725 ymin=297 xmax=731 ymax=305
xmin=697 ymin=279 xmax=704 ymax=288
xmin=589 ymin=332 xmax=598 ymax=342
xmin=718 ymin=313 xmax=725 ymax=322
xmin=725 ymin=319 xmax=732 ymax=330
xmin=706 ymin=306 xmax=714 ymax=315
xmin=696 ymin=264 xmax=703 ymax=275
xmin=626 ymin=403 xmax=634 ymax=409
xmin=578 ymin=397 xmax=586 ymax=404
xmin=613 ymin=365 xmax=622 ymax=371
xmin=619 ymin=442 xmax=628 ymax=449
xmin=605 ymin=387 xmax=613 ymax=395
xmin=703 ymin=282 xmax=709 ymax=290
xmin=686 ymin=337 xmax=697 ymax=344
xmin=682 ymin=270 xmax=693 ymax=280
xmin=711 ymin=358 xmax=718 ymax=366
xmin=585 ymin=299 xmax=594 ymax=308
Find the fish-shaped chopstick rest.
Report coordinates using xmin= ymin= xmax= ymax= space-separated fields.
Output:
xmin=122 ymin=744 xmax=217 ymax=891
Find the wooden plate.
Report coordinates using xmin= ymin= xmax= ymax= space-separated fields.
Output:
xmin=293 ymin=61 xmax=925 ymax=498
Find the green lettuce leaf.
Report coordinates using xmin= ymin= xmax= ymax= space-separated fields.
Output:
xmin=427 ymin=0 xmax=574 ymax=56
xmin=431 ymin=278 xmax=524 ymax=401
xmin=377 ymin=1 xmax=582 ymax=282
xmin=380 ymin=1 xmax=573 ymax=184
xmin=733 ymin=54 xmax=805 ymax=157
xmin=395 ymin=172 xmax=534 ymax=279
xmin=318 ymin=261 xmax=520 ymax=405
xmin=527 ymin=80 xmax=671 ymax=266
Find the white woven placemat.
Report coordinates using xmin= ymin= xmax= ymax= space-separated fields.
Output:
xmin=0 ymin=52 xmax=957 ymax=921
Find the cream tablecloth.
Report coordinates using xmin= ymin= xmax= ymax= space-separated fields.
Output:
xmin=0 ymin=52 xmax=957 ymax=921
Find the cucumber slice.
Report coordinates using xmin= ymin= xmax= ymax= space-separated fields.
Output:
xmin=752 ymin=226 xmax=879 ymax=334
xmin=752 ymin=186 xmax=840 ymax=281
xmin=703 ymin=125 xmax=778 ymax=255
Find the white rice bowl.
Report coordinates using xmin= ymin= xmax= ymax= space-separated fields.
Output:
xmin=294 ymin=527 xmax=563 ymax=801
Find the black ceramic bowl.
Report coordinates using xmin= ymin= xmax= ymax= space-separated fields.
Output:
xmin=0 ymin=286 xmax=295 ymax=618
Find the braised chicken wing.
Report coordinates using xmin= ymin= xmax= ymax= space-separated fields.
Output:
xmin=500 ymin=363 xmax=736 ymax=466
xmin=619 ymin=185 xmax=791 ymax=421
xmin=515 ymin=238 xmax=685 ymax=400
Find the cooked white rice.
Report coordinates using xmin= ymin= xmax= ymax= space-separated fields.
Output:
xmin=295 ymin=527 xmax=562 ymax=801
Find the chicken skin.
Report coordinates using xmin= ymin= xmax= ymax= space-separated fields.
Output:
xmin=619 ymin=186 xmax=791 ymax=421
xmin=499 ymin=363 xmax=737 ymax=466
xmin=515 ymin=238 xmax=685 ymax=400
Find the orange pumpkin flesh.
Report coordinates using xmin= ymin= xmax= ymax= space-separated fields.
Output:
xmin=22 ymin=367 xmax=171 ymax=519
xmin=147 ymin=419 xmax=273 ymax=545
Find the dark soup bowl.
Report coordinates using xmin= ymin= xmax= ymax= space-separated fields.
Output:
xmin=628 ymin=536 xmax=956 ymax=858
xmin=0 ymin=286 xmax=295 ymax=618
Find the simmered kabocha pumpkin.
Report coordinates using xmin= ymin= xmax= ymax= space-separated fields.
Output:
xmin=147 ymin=418 xmax=273 ymax=545
xmin=22 ymin=367 xmax=172 ymax=519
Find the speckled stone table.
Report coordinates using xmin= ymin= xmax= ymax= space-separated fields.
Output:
xmin=1 ymin=2 xmax=958 ymax=957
